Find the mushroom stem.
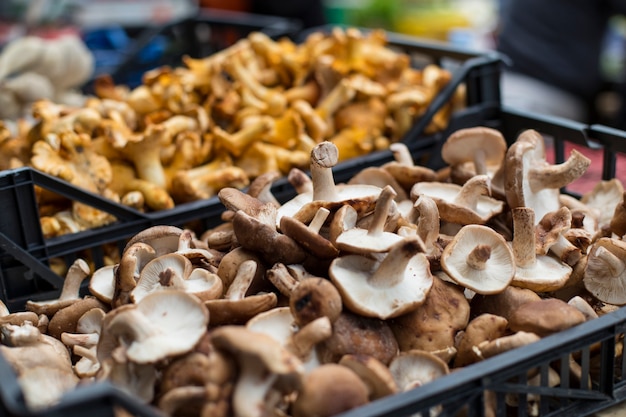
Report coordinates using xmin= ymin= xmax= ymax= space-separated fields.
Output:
xmin=474 ymin=149 xmax=487 ymax=176
xmin=528 ymin=150 xmax=591 ymax=192
xmin=467 ymin=245 xmax=492 ymax=270
xmin=289 ymin=316 xmax=332 ymax=359
xmin=367 ymin=186 xmax=397 ymax=237
xmin=369 ymin=238 xmax=422 ymax=288
xmin=215 ymin=118 xmax=273 ymax=157
xmin=315 ymin=79 xmax=356 ymax=121
xmin=389 ymin=143 xmax=414 ymax=166
xmin=453 ymin=175 xmax=491 ymax=210
xmin=310 ymin=142 xmax=340 ymax=201
xmin=549 ymin=235 xmax=582 ymax=267
xmin=232 ymin=356 xmax=279 ymax=417
xmin=308 ymin=208 xmax=331 ymax=234
xmin=412 ymin=195 xmax=440 ymax=249
xmin=59 ymin=259 xmax=90 ymax=301
xmin=595 ymin=246 xmax=626 ymax=277
xmin=512 ymin=207 xmax=537 ymax=268
xmin=224 ymin=260 xmax=258 ymax=300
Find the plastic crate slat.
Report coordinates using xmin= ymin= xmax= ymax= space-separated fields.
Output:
xmin=0 ymin=231 xmax=63 ymax=288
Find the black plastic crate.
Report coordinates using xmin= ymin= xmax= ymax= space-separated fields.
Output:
xmin=3 ymin=103 xmax=626 ymax=417
xmin=0 ymin=29 xmax=504 ymax=312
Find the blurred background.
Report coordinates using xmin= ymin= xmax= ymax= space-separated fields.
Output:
xmin=0 ymin=0 xmax=625 ymax=127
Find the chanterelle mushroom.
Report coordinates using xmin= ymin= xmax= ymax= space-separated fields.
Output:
xmin=329 ymin=236 xmax=433 ymax=320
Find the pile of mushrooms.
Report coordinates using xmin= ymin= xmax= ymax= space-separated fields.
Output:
xmin=2 ymin=129 xmax=624 ymax=417
xmin=0 ymin=27 xmax=461 ymax=238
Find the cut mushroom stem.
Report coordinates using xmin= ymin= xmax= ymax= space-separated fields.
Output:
xmin=467 ymin=245 xmax=492 ymax=270
xmin=412 ymin=195 xmax=440 ymax=249
xmin=224 ymin=260 xmax=258 ymax=300
xmin=310 ymin=141 xmax=340 ymax=201
xmin=369 ymin=238 xmax=421 ymax=288
xmin=288 ymin=316 xmax=333 ymax=359
xmin=453 ymin=175 xmax=491 ymax=210
xmin=528 ymin=150 xmax=591 ymax=192
xmin=309 ymin=208 xmax=331 ymax=233
xmin=513 ymin=207 xmax=537 ymax=268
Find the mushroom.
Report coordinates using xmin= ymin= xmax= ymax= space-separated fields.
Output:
xmin=440 ymin=224 xmax=515 ymax=295
xmin=205 ymin=260 xmax=277 ymax=325
xmin=535 ymin=207 xmax=582 ymax=267
xmin=25 ymin=258 xmax=91 ymax=317
xmin=504 ymin=129 xmax=591 ymax=224
xmin=103 ymin=289 xmax=208 ymax=364
xmin=388 ymin=350 xmax=450 ymax=391
xmin=508 ymin=298 xmax=586 ymax=337
xmin=381 ymin=142 xmax=437 ymax=192
xmin=0 ymin=321 xmax=79 ymax=410
xmin=112 ymin=241 xmax=157 ymax=307
xmin=510 ymin=207 xmax=573 ymax=292
xmin=470 ymin=285 xmax=542 ymax=322
xmin=453 ymin=313 xmax=508 ymax=367
xmin=130 ymin=253 xmax=223 ymax=303
xmin=411 ymin=175 xmax=504 ymax=225
xmin=441 ymin=126 xmax=507 ymax=177
xmin=335 ymin=185 xmax=404 ymax=254
xmin=276 ymin=141 xmax=381 ymax=226
xmin=291 ymin=363 xmax=369 ymax=417
xmin=316 ymin=310 xmax=399 ymax=365
xmin=338 ymin=354 xmax=398 ymax=401
xmin=329 ymin=236 xmax=433 ymax=320
xmin=210 ymin=325 xmax=304 ymax=417
xmin=583 ymin=237 xmax=626 ymax=305
xmin=580 ymin=178 xmax=624 ymax=231
xmin=280 ymin=207 xmax=339 ymax=259
xmin=389 ymin=276 xmax=470 ymax=355
xmin=123 ymin=225 xmax=182 ymax=256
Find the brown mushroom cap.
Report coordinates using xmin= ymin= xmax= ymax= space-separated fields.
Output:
xmin=123 ymin=225 xmax=183 ymax=256
xmin=317 ymin=311 xmax=399 ymax=365
xmin=289 ymin=277 xmax=343 ymax=326
xmin=338 ymin=354 xmax=398 ymax=400
xmin=453 ymin=313 xmax=508 ymax=367
xmin=508 ymin=298 xmax=586 ymax=337
xmin=280 ymin=208 xmax=339 ymax=259
xmin=292 ymin=363 xmax=369 ymax=417
xmin=411 ymin=176 xmax=504 ymax=225
xmin=441 ymin=224 xmax=515 ymax=295
xmin=389 ymin=276 xmax=470 ymax=353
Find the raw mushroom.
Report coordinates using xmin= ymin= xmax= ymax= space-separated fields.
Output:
xmin=123 ymin=225 xmax=183 ymax=256
xmin=510 ymin=207 xmax=573 ymax=292
xmin=210 ymin=325 xmax=304 ymax=417
xmin=453 ymin=313 xmax=508 ymax=367
xmin=504 ymin=129 xmax=591 ymax=224
xmin=508 ymin=298 xmax=586 ymax=337
xmin=583 ymin=237 xmax=626 ymax=305
xmin=338 ymin=354 xmax=398 ymax=401
xmin=130 ymin=253 xmax=223 ymax=303
xmin=0 ymin=322 xmax=79 ymax=410
xmin=440 ymin=224 xmax=515 ymax=295
xmin=276 ymin=141 xmax=381 ymax=226
xmin=388 ymin=350 xmax=449 ymax=391
xmin=112 ymin=242 xmax=157 ymax=307
xmin=441 ymin=126 xmax=507 ymax=177
xmin=205 ymin=260 xmax=277 ymax=325
xmin=335 ymin=185 xmax=404 ymax=254
xmin=381 ymin=142 xmax=437 ymax=192
xmin=580 ymin=178 xmax=624 ymax=231
xmin=25 ymin=258 xmax=91 ymax=317
xmin=411 ymin=175 xmax=504 ymax=225
xmin=389 ymin=276 xmax=469 ymax=358
xmin=291 ymin=363 xmax=369 ymax=417
xmin=280 ymin=207 xmax=339 ymax=259
xmin=329 ymin=236 xmax=433 ymax=320
xmin=103 ymin=289 xmax=208 ymax=364
xmin=535 ymin=207 xmax=582 ymax=267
